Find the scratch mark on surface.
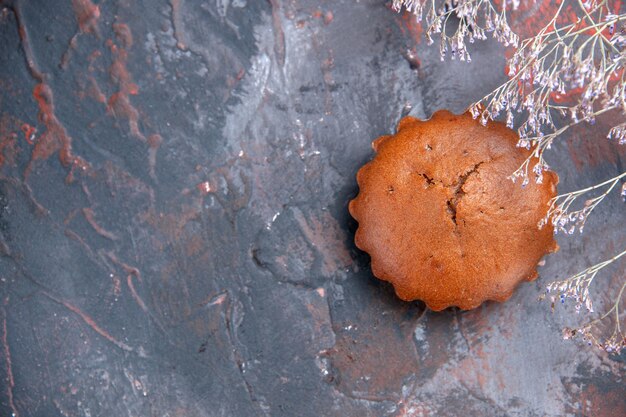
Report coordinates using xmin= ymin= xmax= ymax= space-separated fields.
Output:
xmin=221 ymin=292 xmax=270 ymax=416
xmin=82 ymin=207 xmax=119 ymax=240
xmin=169 ymin=0 xmax=188 ymax=50
xmin=60 ymin=33 xmax=79 ymax=70
xmin=10 ymin=3 xmax=43 ymax=82
xmin=107 ymin=23 xmax=144 ymax=141
xmin=71 ymin=0 xmax=101 ymax=34
xmin=268 ymin=0 xmax=285 ymax=68
xmin=1 ymin=300 xmax=19 ymax=417
xmin=147 ymin=134 xmax=162 ymax=182
xmin=105 ymin=251 xmax=142 ymax=281
xmin=0 ymin=230 xmax=11 ymax=257
xmin=42 ymin=291 xmax=133 ymax=352
xmin=127 ymin=273 xmax=147 ymax=312
xmin=28 ymin=84 xmax=90 ymax=182
xmin=1 ymin=176 xmax=47 ymax=216
xmin=102 ymin=249 xmax=168 ymax=336
xmin=105 ymin=251 xmax=148 ymax=313
xmin=11 ymin=3 xmax=90 ymax=183
xmin=21 ymin=181 xmax=47 ymax=215
xmin=64 ymin=229 xmax=107 ymax=272
xmin=203 ymin=292 xmax=227 ymax=308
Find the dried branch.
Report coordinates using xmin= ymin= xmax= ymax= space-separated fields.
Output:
xmin=539 ymin=171 xmax=626 ymax=234
xmin=392 ymin=0 xmax=519 ymax=62
xmin=548 ymin=249 xmax=626 ymax=353
xmin=393 ymin=0 xmax=626 ymax=353
xmin=470 ymin=2 xmax=625 ymax=185
xmin=467 ymin=0 xmax=626 ymax=354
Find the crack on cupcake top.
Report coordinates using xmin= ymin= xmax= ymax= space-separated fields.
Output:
xmin=446 ymin=161 xmax=486 ymax=227
xmin=419 ymin=172 xmax=435 ymax=186
xmin=417 ymin=160 xmax=489 ymax=229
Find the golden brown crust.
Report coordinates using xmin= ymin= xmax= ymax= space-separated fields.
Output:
xmin=349 ymin=110 xmax=559 ymax=311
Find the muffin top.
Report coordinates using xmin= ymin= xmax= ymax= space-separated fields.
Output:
xmin=349 ymin=110 xmax=559 ymax=310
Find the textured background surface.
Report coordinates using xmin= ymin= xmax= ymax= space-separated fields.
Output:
xmin=0 ymin=0 xmax=624 ymax=416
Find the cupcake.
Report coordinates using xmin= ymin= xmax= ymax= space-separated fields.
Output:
xmin=349 ymin=110 xmax=558 ymax=310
